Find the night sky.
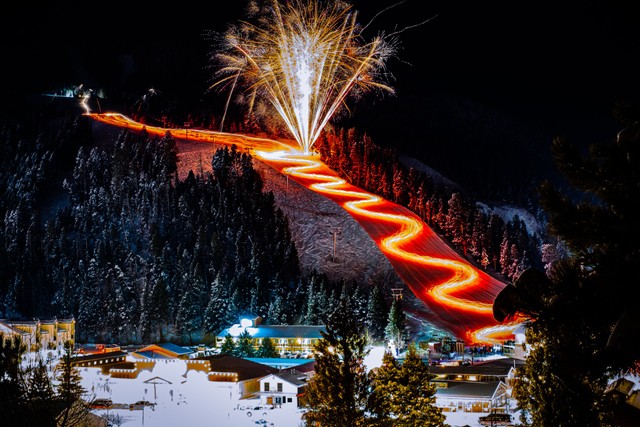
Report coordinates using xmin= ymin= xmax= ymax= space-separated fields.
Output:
xmin=3 ymin=0 xmax=638 ymax=194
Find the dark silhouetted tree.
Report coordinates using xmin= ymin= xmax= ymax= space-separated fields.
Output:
xmin=494 ymin=111 xmax=640 ymax=426
xmin=303 ymin=294 xmax=369 ymax=427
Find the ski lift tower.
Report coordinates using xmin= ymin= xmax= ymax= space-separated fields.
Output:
xmin=391 ymin=288 xmax=403 ymax=301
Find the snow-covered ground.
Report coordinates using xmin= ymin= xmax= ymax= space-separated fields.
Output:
xmin=477 ymin=201 xmax=543 ymax=237
xmin=76 ymin=347 xmax=387 ymax=427
xmin=75 ymin=346 xmax=513 ymax=426
xmin=82 ymin=358 xmax=303 ymax=427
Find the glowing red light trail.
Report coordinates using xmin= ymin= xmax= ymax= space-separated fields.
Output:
xmin=89 ymin=113 xmax=521 ymax=344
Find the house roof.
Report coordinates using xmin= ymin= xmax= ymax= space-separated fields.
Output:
xmin=156 ymin=342 xmax=193 ymax=355
xmin=135 ymin=343 xmax=192 ymax=358
xmin=197 ymin=354 xmax=279 ymax=382
xmin=72 ymin=351 xmax=128 ymax=363
xmin=134 ymin=350 xmax=173 ymax=359
xmin=290 ymin=360 xmax=316 ymax=373
xmin=435 ymin=381 xmax=504 ymax=399
xmin=0 ymin=322 xmax=27 ymax=335
xmin=264 ymin=371 xmax=308 ymax=387
xmin=606 ymin=378 xmax=635 ymax=396
xmin=245 ymin=358 xmax=315 ymax=370
xmin=218 ymin=325 xmax=326 ymax=339
xmin=430 ymin=357 xmax=524 ymax=377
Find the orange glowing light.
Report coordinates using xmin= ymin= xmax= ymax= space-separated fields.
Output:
xmin=88 ymin=113 xmax=522 ymax=344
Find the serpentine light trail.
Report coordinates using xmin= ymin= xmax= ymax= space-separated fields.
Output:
xmin=89 ymin=113 xmax=521 ymax=344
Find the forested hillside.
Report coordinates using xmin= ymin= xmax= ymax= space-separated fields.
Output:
xmin=316 ymin=127 xmax=551 ymax=282
xmin=1 ymin=112 xmax=392 ymax=345
xmin=0 ymin=104 xmax=554 ymax=346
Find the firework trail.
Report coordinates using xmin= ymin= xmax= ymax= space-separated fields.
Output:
xmin=209 ymin=0 xmax=395 ymax=154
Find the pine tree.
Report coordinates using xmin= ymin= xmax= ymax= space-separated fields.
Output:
xmin=235 ymin=330 xmax=255 ymax=358
xmin=494 ymin=111 xmax=640 ymax=426
xmin=303 ymin=294 xmax=370 ymax=427
xmin=470 ymin=208 xmax=488 ymax=258
xmin=445 ymin=192 xmax=471 ymax=256
xmin=385 ymin=298 xmax=407 ymax=354
xmin=56 ymin=341 xmax=88 ymax=427
xmin=392 ymin=344 xmax=445 ymax=426
xmin=303 ymin=278 xmax=322 ymax=325
xmin=498 ymin=234 xmax=512 ymax=278
xmin=25 ymin=355 xmax=58 ymax=426
xmin=266 ymin=293 xmax=285 ymax=325
xmin=366 ymin=286 xmax=389 ymax=343
xmin=370 ymin=345 xmax=445 ymax=426
xmin=255 ymin=337 xmax=279 ymax=358
xmin=0 ymin=333 xmax=27 ymax=422
xmin=175 ymin=286 xmax=202 ymax=344
xmin=368 ymin=350 xmax=400 ymax=425
xmin=77 ymin=258 xmax=105 ymax=342
xmin=204 ymin=275 xmax=230 ymax=335
xmin=220 ymin=335 xmax=236 ymax=355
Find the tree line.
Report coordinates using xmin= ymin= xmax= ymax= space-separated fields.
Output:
xmin=0 ymin=113 xmax=401 ymax=346
xmin=303 ymin=292 xmax=445 ymax=427
xmin=0 ymin=336 xmax=88 ymax=426
xmin=315 ymin=127 xmax=550 ymax=282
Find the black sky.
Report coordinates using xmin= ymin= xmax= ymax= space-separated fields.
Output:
xmin=5 ymin=0 xmax=636 ymax=105
xmin=3 ymin=0 xmax=638 ymax=194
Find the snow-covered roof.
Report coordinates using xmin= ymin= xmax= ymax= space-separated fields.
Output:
xmin=197 ymin=354 xmax=279 ymax=382
xmin=246 ymin=358 xmax=316 ymax=371
xmin=218 ymin=324 xmax=326 ymax=339
xmin=134 ymin=343 xmax=193 ymax=358
xmin=132 ymin=350 xmax=174 ymax=360
xmin=262 ymin=371 xmax=308 ymax=387
xmin=156 ymin=342 xmax=193 ymax=355
xmin=0 ymin=322 xmax=26 ymax=335
xmin=435 ymin=381 xmax=504 ymax=399
xmin=430 ymin=357 xmax=524 ymax=377
xmin=72 ymin=350 xmax=128 ymax=363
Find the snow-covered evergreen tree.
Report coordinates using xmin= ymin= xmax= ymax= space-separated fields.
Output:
xmin=255 ymin=337 xmax=279 ymax=358
xmin=204 ymin=275 xmax=231 ymax=335
xmin=366 ymin=286 xmax=389 ymax=343
xmin=303 ymin=294 xmax=369 ymax=426
xmin=385 ymin=298 xmax=408 ymax=353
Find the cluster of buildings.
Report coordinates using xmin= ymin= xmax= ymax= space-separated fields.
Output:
xmin=4 ymin=316 xmax=638 ymax=421
xmin=64 ymin=318 xmax=526 ymax=415
xmin=72 ymin=341 xmax=315 ymax=409
xmin=0 ymin=317 xmax=76 ymax=351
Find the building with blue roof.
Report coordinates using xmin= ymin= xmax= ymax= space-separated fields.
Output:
xmin=216 ymin=318 xmax=326 ymax=357
xmin=131 ymin=343 xmax=193 ymax=359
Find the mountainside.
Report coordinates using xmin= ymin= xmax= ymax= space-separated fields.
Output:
xmin=0 ymin=105 xmax=540 ymax=343
xmin=170 ymin=127 xmax=540 ymax=341
xmin=173 ymin=135 xmax=446 ymax=339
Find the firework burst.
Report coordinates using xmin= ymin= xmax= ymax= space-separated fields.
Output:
xmin=209 ymin=0 xmax=396 ymax=154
